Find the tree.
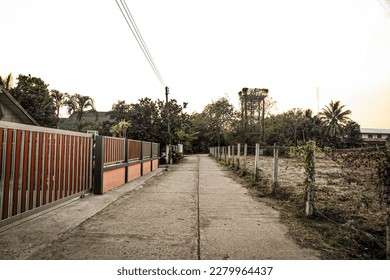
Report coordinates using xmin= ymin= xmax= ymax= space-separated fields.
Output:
xmin=108 ymin=98 xmax=190 ymax=144
xmin=109 ymin=124 xmax=121 ymax=137
xmin=109 ymin=100 xmax=131 ymax=123
xmin=66 ymin=94 xmax=97 ymax=131
xmin=319 ymin=100 xmax=351 ymax=147
xmin=0 ymin=73 xmax=14 ymax=90
xmin=202 ymin=97 xmax=234 ymax=147
xmin=50 ymin=90 xmax=69 ymax=128
xmin=10 ymin=74 xmax=57 ymax=127
xmin=157 ymin=99 xmax=190 ymax=145
xmin=50 ymin=90 xmax=69 ymax=117
xmin=125 ymin=97 xmax=161 ymax=141
xmin=118 ymin=119 xmax=130 ymax=138
xmin=343 ymin=120 xmax=362 ymax=148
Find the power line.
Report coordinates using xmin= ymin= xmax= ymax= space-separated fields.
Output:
xmin=114 ymin=0 xmax=165 ymax=86
xmin=121 ymin=0 xmax=165 ymax=86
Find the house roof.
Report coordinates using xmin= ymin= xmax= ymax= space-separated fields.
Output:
xmin=0 ymin=86 xmax=39 ymax=126
xmin=360 ymin=128 xmax=390 ymax=135
xmin=59 ymin=111 xmax=111 ymax=131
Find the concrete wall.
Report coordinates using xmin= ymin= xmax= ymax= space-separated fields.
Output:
xmin=142 ymin=161 xmax=152 ymax=175
xmin=127 ymin=163 xmax=141 ymax=182
xmin=102 ymin=168 xmax=126 ymax=193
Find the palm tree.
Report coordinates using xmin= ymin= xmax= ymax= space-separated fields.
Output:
xmin=50 ymin=90 xmax=69 ymax=117
xmin=66 ymin=94 xmax=97 ymax=132
xmin=109 ymin=124 xmax=121 ymax=137
xmin=0 ymin=73 xmax=14 ymax=90
xmin=118 ymin=119 xmax=130 ymax=138
xmin=319 ymin=100 xmax=351 ymax=145
xmin=50 ymin=90 xmax=69 ymax=128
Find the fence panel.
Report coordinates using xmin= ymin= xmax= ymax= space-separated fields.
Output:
xmin=142 ymin=141 xmax=151 ymax=159
xmin=152 ymin=143 xmax=159 ymax=158
xmin=0 ymin=121 xmax=93 ymax=223
xmin=103 ymin=137 xmax=125 ymax=166
xmin=128 ymin=140 xmax=141 ymax=161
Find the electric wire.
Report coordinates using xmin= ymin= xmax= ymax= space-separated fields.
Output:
xmin=115 ymin=0 xmax=164 ymax=86
xmin=116 ymin=0 xmax=164 ymax=86
xmin=114 ymin=0 xmax=165 ymax=86
xmin=121 ymin=0 xmax=165 ymax=86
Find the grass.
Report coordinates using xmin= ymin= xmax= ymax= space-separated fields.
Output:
xmin=220 ymin=155 xmax=387 ymax=260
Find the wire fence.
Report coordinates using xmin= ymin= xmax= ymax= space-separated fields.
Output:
xmin=210 ymin=143 xmax=390 ymax=259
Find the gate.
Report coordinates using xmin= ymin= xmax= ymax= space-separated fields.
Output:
xmin=0 ymin=121 xmax=93 ymax=225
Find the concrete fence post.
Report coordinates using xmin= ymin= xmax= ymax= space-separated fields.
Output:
xmin=232 ymin=145 xmax=235 ymax=168
xmin=243 ymin=143 xmax=248 ymax=174
xmin=227 ymin=146 xmax=231 ymax=165
xmin=237 ymin=143 xmax=241 ymax=169
xmin=272 ymin=143 xmax=279 ymax=194
xmin=166 ymin=144 xmax=170 ymax=164
xmin=254 ymin=143 xmax=260 ymax=182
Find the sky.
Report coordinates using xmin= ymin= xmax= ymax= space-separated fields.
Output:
xmin=1 ymin=0 xmax=390 ymax=128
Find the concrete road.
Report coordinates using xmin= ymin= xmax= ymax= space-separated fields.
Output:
xmin=0 ymin=155 xmax=318 ymax=260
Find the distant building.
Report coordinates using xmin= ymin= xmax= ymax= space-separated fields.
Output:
xmin=360 ymin=128 xmax=390 ymax=145
xmin=59 ymin=111 xmax=111 ymax=132
xmin=0 ymin=86 xmax=39 ymax=125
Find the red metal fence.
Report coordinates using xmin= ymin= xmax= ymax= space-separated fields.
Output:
xmin=0 ymin=121 xmax=161 ymax=225
xmin=0 ymin=121 xmax=93 ymax=223
xmin=94 ymin=136 xmax=160 ymax=195
xmin=128 ymin=140 xmax=141 ymax=162
xmin=103 ymin=137 xmax=125 ymax=166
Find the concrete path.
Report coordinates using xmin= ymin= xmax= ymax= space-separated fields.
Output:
xmin=0 ymin=155 xmax=318 ymax=260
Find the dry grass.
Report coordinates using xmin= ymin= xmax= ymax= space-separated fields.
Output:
xmin=221 ymin=152 xmax=387 ymax=259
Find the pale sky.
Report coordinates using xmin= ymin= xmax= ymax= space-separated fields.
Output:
xmin=1 ymin=0 xmax=390 ymax=128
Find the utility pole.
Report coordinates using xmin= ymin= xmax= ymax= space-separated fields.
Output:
xmin=165 ymin=86 xmax=171 ymax=163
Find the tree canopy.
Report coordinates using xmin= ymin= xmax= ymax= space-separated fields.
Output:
xmin=107 ymin=98 xmax=190 ymax=145
xmin=10 ymin=74 xmax=57 ymax=127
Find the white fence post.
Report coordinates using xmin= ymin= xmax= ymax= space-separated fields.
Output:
xmin=254 ymin=143 xmax=260 ymax=182
xmin=232 ymin=145 xmax=235 ymax=167
xmin=243 ymin=143 xmax=247 ymax=174
xmin=227 ymin=146 xmax=231 ymax=165
xmin=166 ymin=144 xmax=170 ymax=164
xmin=237 ymin=143 xmax=241 ymax=169
xmin=272 ymin=143 xmax=279 ymax=193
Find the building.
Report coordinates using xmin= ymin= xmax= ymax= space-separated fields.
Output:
xmin=59 ymin=111 xmax=111 ymax=132
xmin=0 ymin=86 xmax=39 ymax=125
xmin=360 ymin=128 xmax=390 ymax=145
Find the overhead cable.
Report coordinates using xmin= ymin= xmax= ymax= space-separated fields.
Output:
xmin=114 ymin=0 xmax=165 ymax=86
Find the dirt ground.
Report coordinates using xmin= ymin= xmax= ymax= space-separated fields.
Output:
xmin=222 ymin=152 xmax=387 ymax=259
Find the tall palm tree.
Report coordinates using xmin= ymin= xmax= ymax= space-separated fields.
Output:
xmin=319 ymin=100 xmax=351 ymax=144
xmin=66 ymin=94 xmax=97 ymax=131
xmin=50 ymin=90 xmax=69 ymax=117
xmin=0 ymin=73 xmax=14 ymax=90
